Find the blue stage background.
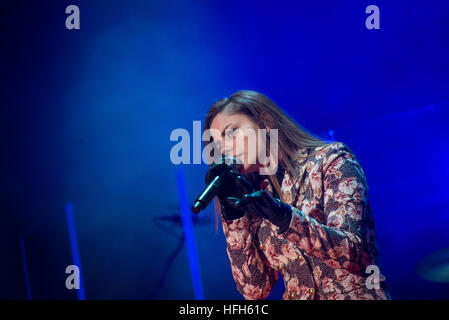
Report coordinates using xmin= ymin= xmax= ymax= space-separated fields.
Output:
xmin=1 ymin=0 xmax=448 ymax=299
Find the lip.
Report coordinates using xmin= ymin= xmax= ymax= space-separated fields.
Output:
xmin=222 ymin=154 xmax=242 ymax=165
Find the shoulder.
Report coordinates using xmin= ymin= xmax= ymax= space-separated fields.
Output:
xmin=311 ymin=142 xmax=357 ymax=169
xmin=294 ymin=142 xmax=365 ymax=182
xmin=315 ymin=143 xmax=368 ymax=192
xmin=315 ymin=141 xmax=352 ymax=158
xmin=295 ymin=142 xmax=354 ymax=168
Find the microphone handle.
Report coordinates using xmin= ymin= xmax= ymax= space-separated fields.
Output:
xmin=191 ymin=172 xmax=225 ymax=214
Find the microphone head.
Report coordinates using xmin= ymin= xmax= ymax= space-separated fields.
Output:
xmin=205 ymin=154 xmax=242 ymax=185
xmin=219 ymin=154 xmax=243 ymax=171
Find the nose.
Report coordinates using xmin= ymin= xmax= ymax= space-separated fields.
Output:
xmin=221 ymin=145 xmax=233 ymax=157
xmin=218 ymin=140 xmax=229 ymax=156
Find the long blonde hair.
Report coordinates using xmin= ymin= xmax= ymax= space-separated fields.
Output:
xmin=203 ymin=90 xmax=333 ymax=231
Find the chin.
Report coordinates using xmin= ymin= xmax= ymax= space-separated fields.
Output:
xmin=240 ymin=164 xmax=258 ymax=175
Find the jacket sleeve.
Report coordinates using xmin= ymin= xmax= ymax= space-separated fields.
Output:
xmin=221 ymin=213 xmax=279 ymax=299
xmin=279 ymin=143 xmax=373 ymax=273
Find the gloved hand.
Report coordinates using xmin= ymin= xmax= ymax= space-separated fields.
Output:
xmin=205 ymin=157 xmax=255 ymax=221
xmin=230 ymin=190 xmax=293 ymax=234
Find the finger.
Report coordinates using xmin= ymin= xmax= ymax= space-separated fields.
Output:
xmin=235 ymin=175 xmax=254 ymax=194
xmin=259 ymin=190 xmax=276 ymax=205
xmin=235 ymin=191 xmax=260 ymax=207
xmin=225 ymin=197 xmax=240 ymax=208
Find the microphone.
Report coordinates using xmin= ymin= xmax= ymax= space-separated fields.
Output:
xmin=191 ymin=155 xmax=242 ymax=214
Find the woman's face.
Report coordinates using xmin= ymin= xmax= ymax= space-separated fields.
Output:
xmin=209 ymin=112 xmax=266 ymax=174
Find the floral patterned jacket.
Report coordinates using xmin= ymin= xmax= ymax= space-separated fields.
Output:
xmin=221 ymin=142 xmax=391 ymax=300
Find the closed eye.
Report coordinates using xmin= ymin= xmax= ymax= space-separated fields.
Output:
xmin=225 ymin=128 xmax=237 ymax=137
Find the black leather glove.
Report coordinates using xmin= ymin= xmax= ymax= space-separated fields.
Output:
xmin=231 ymin=190 xmax=293 ymax=234
xmin=205 ymin=157 xmax=255 ymax=221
